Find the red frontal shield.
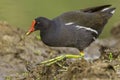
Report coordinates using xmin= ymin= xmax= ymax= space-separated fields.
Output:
xmin=26 ymin=20 xmax=36 ymax=35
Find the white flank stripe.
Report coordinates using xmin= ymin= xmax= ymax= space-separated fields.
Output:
xmin=111 ymin=10 xmax=115 ymax=14
xmin=101 ymin=8 xmax=109 ymax=12
xmin=65 ymin=22 xmax=74 ymax=25
xmin=76 ymin=25 xmax=98 ymax=34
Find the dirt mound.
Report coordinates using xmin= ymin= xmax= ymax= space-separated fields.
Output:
xmin=0 ymin=21 xmax=79 ymax=79
xmin=0 ymin=21 xmax=120 ymax=80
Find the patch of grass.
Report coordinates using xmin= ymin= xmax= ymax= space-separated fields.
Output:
xmin=36 ymin=35 xmax=41 ymax=40
xmin=22 ymin=72 xmax=29 ymax=77
xmin=109 ymin=52 xmax=113 ymax=62
xmin=5 ymin=76 xmax=12 ymax=80
xmin=34 ymin=50 xmax=41 ymax=55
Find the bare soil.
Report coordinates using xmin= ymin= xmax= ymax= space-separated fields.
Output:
xmin=0 ymin=21 xmax=120 ymax=80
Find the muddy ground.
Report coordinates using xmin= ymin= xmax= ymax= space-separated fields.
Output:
xmin=0 ymin=21 xmax=120 ymax=80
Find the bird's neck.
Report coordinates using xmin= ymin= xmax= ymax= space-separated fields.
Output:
xmin=40 ymin=20 xmax=55 ymax=37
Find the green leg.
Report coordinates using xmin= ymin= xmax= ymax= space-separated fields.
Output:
xmin=41 ymin=52 xmax=84 ymax=66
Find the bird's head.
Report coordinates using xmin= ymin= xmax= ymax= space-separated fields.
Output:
xmin=26 ymin=17 xmax=50 ymax=35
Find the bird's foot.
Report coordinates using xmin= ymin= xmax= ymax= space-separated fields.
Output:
xmin=56 ymin=63 xmax=68 ymax=71
xmin=41 ymin=54 xmax=84 ymax=66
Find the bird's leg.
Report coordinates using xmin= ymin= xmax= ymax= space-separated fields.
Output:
xmin=79 ymin=51 xmax=85 ymax=57
xmin=41 ymin=51 xmax=85 ymax=66
xmin=41 ymin=55 xmax=66 ymax=66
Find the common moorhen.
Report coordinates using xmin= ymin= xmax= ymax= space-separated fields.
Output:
xmin=26 ymin=5 xmax=115 ymax=65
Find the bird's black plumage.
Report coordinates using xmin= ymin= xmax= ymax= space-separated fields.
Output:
xmin=27 ymin=5 xmax=115 ymax=51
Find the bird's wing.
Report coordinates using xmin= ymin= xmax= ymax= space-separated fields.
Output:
xmin=53 ymin=5 xmax=115 ymax=34
xmin=54 ymin=10 xmax=104 ymax=29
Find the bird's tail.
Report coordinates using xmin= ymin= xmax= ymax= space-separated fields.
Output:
xmin=100 ymin=7 xmax=116 ymax=19
xmin=81 ymin=5 xmax=112 ymax=12
xmin=81 ymin=4 xmax=116 ymax=19
xmin=82 ymin=4 xmax=116 ymax=15
xmin=101 ymin=7 xmax=116 ymax=15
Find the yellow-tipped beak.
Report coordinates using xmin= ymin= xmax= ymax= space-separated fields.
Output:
xmin=26 ymin=31 xmax=31 ymax=36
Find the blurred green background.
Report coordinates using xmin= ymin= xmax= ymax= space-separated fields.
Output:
xmin=0 ymin=0 xmax=120 ymax=37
